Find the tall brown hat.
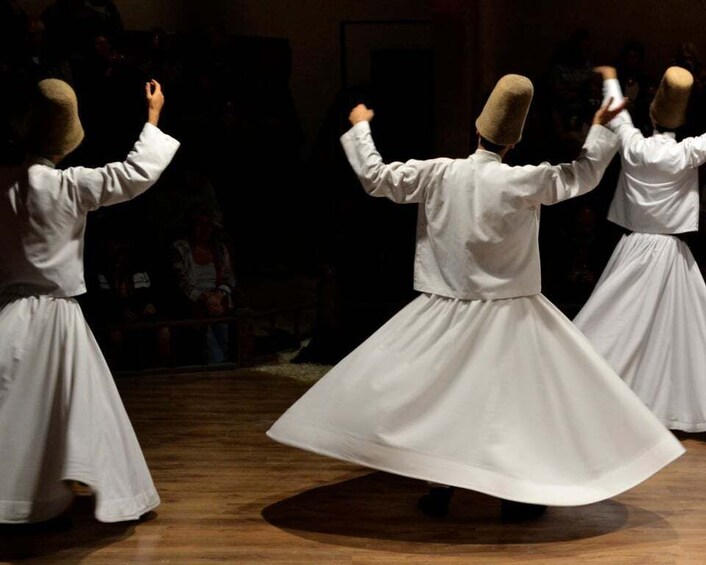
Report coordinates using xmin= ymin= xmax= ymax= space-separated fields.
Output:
xmin=26 ymin=79 xmax=84 ymax=157
xmin=650 ymin=66 xmax=693 ymax=129
xmin=476 ymin=74 xmax=534 ymax=146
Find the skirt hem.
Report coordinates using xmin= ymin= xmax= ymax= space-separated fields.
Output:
xmin=267 ymin=422 xmax=684 ymax=506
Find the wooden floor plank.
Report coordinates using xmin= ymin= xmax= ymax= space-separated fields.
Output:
xmin=1 ymin=368 xmax=705 ymax=564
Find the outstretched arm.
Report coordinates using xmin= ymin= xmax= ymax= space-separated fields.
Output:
xmin=594 ymin=66 xmax=633 ymax=128
xmin=340 ymin=104 xmax=449 ymax=204
xmin=678 ymin=130 xmax=706 ymax=169
xmin=537 ymin=97 xmax=623 ymax=205
xmin=146 ymin=79 xmax=164 ymax=127
xmin=594 ymin=66 xmax=648 ymax=165
xmin=70 ymin=79 xmax=180 ymax=211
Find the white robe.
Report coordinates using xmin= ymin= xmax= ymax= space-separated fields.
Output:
xmin=575 ymin=79 xmax=706 ymax=432
xmin=339 ymin=121 xmax=622 ymax=301
xmin=0 ymin=122 xmax=180 ymax=523
xmin=268 ymin=121 xmax=684 ymax=506
xmin=602 ymin=79 xmax=706 ymax=235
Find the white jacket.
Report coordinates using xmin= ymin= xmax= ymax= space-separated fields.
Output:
xmin=340 ymin=121 xmax=618 ymax=300
xmin=604 ymin=78 xmax=706 ymax=234
xmin=0 ymin=122 xmax=180 ymax=297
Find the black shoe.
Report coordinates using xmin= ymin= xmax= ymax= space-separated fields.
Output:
xmin=417 ymin=486 xmax=454 ymax=518
xmin=500 ymin=499 xmax=547 ymax=522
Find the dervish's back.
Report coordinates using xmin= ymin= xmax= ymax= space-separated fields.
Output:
xmin=0 ymin=123 xmax=179 ymax=297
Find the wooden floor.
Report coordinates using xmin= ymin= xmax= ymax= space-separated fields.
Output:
xmin=2 ymin=367 xmax=706 ymax=564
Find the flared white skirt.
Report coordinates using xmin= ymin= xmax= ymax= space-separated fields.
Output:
xmin=575 ymin=232 xmax=706 ymax=432
xmin=0 ymin=295 xmax=159 ymax=523
xmin=268 ymin=292 xmax=683 ymax=506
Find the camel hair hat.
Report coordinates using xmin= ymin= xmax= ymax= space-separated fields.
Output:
xmin=476 ymin=74 xmax=534 ymax=146
xmin=650 ymin=66 xmax=693 ymax=130
xmin=27 ymin=78 xmax=84 ymax=157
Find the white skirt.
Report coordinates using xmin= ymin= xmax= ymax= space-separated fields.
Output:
xmin=268 ymin=292 xmax=683 ymax=506
xmin=575 ymin=232 xmax=706 ymax=432
xmin=0 ymin=295 xmax=159 ymax=523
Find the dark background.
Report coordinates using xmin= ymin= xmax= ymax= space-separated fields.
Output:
xmin=3 ymin=0 xmax=706 ymax=367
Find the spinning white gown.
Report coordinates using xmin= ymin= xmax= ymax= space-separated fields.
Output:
xmin=575 ymin=233 xmax=706 ymax=432
xmin=268 ymin=120 xmax=684 ymax=506
xmin=0 ymin=296 xmax=160 ymax=522
xmin=0 ymin=123 xmax=179 ymax=522
xmin=574 ymin=78 xmax=706 ymax=432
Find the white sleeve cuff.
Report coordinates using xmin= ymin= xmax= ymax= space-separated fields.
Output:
xmin=603 ymin=78 xmax=625 ymax=109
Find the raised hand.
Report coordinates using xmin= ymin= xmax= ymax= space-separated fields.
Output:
xmin=145 ymin=79 xmax=165 ymax=126
xmin=592 ymin=96 xmax=628 ymax=126
xmin=349 ymin=103 xmax=375 ymax=126
xmin=593 ymin=66 xmax=618 ymax=80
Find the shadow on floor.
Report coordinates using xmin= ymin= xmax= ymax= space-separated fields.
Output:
xmin=261 ymin=471 xmax=674 ymax=551
xmin=0 ymin=497 xmax=146 ymax=562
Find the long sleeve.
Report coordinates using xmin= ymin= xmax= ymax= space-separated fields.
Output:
xmin=601 ymin=78 xmax=649 ymax=165
xmin=68 ymin=122 xmax=180 ymax=212
xmin=605 ymin=77 xmax=706 ymax=170
xmin=680 ymin=132 xmax=706 ymax=169
xmin=536 ymin=124 xmax=619 ymax=205
xmin=603 ymin=78 xmax=633 ymax=128
xmin=340 ymin=121 xmax=450 ymax=204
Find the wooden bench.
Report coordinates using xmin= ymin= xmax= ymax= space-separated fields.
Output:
xmin=96 ymin=301 xmax=315 ymax=369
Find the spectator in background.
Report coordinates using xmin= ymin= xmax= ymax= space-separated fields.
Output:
xmin=139 ymin=27 xmax=183 ymax=98
xmin=42 ymin=0 xmax=98 ymax=60
xmin=42 ymin=0 xmax=122 ymax=62
xmin=172 ymin=204 xmax=236 ymax=364
xmin=548 ymin=30 xmax=594 ymax=160
xmin=617 ymin=41 xmax=654 ymax=135
xmin=91 ymin=230 xmax=170 ymax=369
xmin=141 ymin=145 xmax=224 ymax=243
xmin=73 ymin=31 xmax=144 ymax=165
xmin=555 ymin=70 xmax=603 ymax=157
xmin=20 ymin=16 xmax=73 ymax=84
xmin=86 ymin=0 xmax=122 ymax=38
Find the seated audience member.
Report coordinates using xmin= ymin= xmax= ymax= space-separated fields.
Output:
xmin=172 ymin=204 xmax=236 ymax=364
xmin=92 ymin=231 xmax=170 ymax=368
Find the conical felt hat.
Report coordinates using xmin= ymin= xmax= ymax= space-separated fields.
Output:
xmin=650 ymin=66 xmax=693 ymax=130
xmin=27 ymin=79 xmax=84 ymax=157
xmin=476 ymin=74 xmax=533 ymax=146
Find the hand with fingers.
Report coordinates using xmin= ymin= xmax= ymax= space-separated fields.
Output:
xmin=146 ymin=79 xmax=165 ymax=126
xmin=593 ymin=96 xmax=628 ymax=126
